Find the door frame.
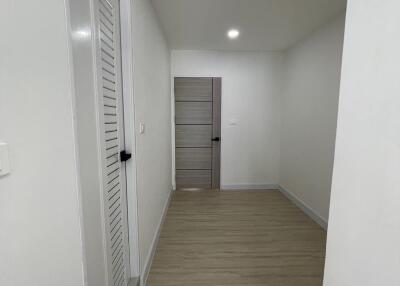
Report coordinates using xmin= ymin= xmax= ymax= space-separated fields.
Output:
xmin=119 ymin=0 xmax=140 ymax=279
xmin=211 ymin=78 xmax=222 ymax=189
xmin=171 ymin=76 xmax=222 ymax=190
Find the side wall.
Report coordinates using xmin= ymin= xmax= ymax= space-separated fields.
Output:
xmin=172 ymin=50 xmax=283 ymax=189
xmin=280 ymin=15 xmax=345 ymax=223
xmin=132 ymin=0 xmax=172 ymax=277
xmin=324 ymin=1 xmax=400 ymax=285
xmin=0 ymin=1 xmax=85 ymax=286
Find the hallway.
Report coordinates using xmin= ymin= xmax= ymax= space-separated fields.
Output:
xmin=147 ymin=190 xmax=326 ymax=286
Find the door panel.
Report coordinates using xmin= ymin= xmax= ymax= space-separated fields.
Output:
xmin=174 ymin=77 xmax=221 ymax=190
xmin=176 ymin=148 xmax=212 ymax=170
xmin=96 ymin=0 xmax=130 ymax=285
xmin=211 ymin=78 xmax=222 ymax=189
xmin=175 ymin=125 xmax=212 ymax=148
xmin=175 ymin=77 xmax=213 ymax=102
xmin=176 ymin=170 xmax=212 ymax=189
xmin=175 ymin=102 xmax=212 ymax=125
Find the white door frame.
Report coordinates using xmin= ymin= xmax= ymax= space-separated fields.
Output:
xmin=119 ymin=0 xmax=140 ymax=278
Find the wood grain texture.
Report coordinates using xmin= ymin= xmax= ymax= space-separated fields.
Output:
xmin=175 ymin=148 xmax=212 ymax=170
xmin=174 ymin=77 xmax=221 ymax=190
xmin=147 ymin=190 xmax=327 ymax=286
xmin=175 ymin=102 xmax=212 ymax=125
xmin=211 ymin=78 xmax=221 ymax=188
xmin=176 ymin=170 xmax=212 ymax=189
xmin=175 ymin=77 xmax=213 ymax=102
xmin=175 ymin=125 xmax=212 ymax=148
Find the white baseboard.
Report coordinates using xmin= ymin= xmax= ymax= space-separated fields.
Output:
xmin=221 ymin=183 xmax=280 ymax=190
xmin=141 ymin=189 xmax=174 ymax=286
xmin=279 ymin=186 xmax=328 ymax=230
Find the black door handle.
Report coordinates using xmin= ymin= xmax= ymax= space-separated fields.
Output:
xmin=120 ymin=151 xmax=132 ymax=162
xmin=212 ymin=137 xmax=220 ymax=142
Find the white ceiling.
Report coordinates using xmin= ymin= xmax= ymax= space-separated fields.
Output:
xmin=150 ymin=0 xmax=347 ymax=51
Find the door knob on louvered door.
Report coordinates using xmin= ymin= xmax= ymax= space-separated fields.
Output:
xmin=120 ymin=150 xmax=132 ymax=162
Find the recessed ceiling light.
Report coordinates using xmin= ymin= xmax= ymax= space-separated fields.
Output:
xmin=227 ymin=29 xmax=240 ymax=39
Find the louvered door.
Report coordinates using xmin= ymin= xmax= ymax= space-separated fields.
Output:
xmin=95 ymin=0 xmax=130 ymax=285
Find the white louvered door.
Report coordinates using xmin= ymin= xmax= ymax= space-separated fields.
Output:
xmin=95 ymin=0 xmax=130 ymax=285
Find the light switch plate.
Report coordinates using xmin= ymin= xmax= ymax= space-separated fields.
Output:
xmin=139 ymin=123 xmax=145 ymax=134
xmin=0 ymin=142 xmax=10 ymax=176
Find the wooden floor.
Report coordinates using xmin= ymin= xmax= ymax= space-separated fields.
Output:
xmin=147 ymin=190 xmax=327 ymax=286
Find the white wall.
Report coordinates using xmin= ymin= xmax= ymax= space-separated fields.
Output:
xmin=0 ymin=1 xmax=85 ymax=286
xmin=324 ymin=1 xmax=400 ymax=285
xmin=132 ymin=0 xmax=172 ymax=276
xmin=280 ymin=15 xmax=345 ymax=223
xmin=172 ymin=50 xmax=283 ymax=189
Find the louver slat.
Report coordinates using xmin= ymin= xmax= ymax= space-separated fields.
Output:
xmin=97 ymin=0 xmax=127 ymax=285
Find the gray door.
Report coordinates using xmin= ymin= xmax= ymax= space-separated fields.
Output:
xmin=175 ymin=77 xmax=221 ymax=190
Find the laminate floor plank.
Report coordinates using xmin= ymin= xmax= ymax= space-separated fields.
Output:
xmin=147 ymin=190 xmax=326 ymax=286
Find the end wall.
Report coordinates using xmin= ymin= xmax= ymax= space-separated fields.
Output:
xmin=280 ymin=15 xmax=345 ymax=223
xmin=172 ymin=50 xmax=283 ymax=189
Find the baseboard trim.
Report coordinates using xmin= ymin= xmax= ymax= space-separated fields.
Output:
xmin=221 ymin=184 xmax=280 ymax=191
xmin=279 ymin=186 xmax=328 ymax=230
xmin=141 ymin=189 xmax=174 ymax=286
